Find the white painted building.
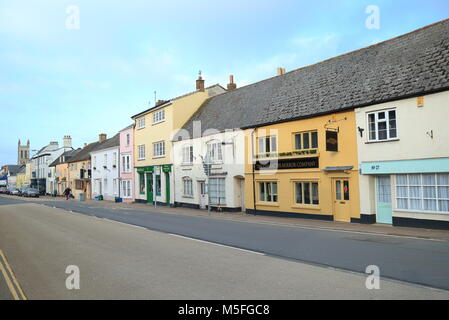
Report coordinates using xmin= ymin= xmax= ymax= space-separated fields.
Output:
xmin=91 ymin=134 xmax=120 ymax=201
xmin=356 ymin=91 xmax=449 ymax=229
xmin=30 ymin=136 xmax=73 ymax=194
xmin=173 ymin=129 xmax=246 ymax=211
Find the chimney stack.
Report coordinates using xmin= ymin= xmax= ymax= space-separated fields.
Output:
xmin=277 ymin=67 xmax=286 ymax=76
xmin=227 ymin=75 xmax=237 ymax=91
xmin=63 ymin=135 xmax=72 ymax=148
xmin=196 ymin=71 xmax=205 ymax=92
xmin=99 ymin=133 xmax=107 ymax=142
xmin=156 ymin=100 xmax=166 ymax=106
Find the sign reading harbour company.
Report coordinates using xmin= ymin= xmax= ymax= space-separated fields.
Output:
xmin=254 ymin=157 xmax=319 ymax=171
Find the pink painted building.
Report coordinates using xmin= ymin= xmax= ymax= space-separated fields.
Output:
xmin=119 ymin=124 xmax=135 ymax=202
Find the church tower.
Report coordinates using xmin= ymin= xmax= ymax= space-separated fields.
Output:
xmin=18 ymin=139 xmax=30 ymax=165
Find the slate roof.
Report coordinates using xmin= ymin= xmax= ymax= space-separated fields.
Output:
xmin=7 ymin=165 xmax=23 ymax=176
xmin=67 ymin=141 xmax=103 ymax=163
xmin=92 ymin=134 xmax=120 ymax=152
xmin=49 ymin=149 xmax=81 ymax=167
xmin=179 ymin=19 xmax=449 ymax=138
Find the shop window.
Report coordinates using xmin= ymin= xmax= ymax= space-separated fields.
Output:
xmin=295 ymin=182 xmax=319 ymax=205
xmin=367 ymin=109 xmax=397 ymax=141
xmin=139 ymin=173 xmax=145 ymax=194
xmin=396 ymin=173 xmax=449 ymax=213
xmin=295 ymin=131 xmax=318 ymax=150
xmin=155 ymin=174 xmax=161 ymax=196
xmin=209 ymin=178 xmax=226 ymax=205
xmin=259 ymin=181 xmax=278 ymax=202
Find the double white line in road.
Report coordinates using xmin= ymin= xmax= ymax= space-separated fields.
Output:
xmin=0 ymin=250 xmax=27 ymax=300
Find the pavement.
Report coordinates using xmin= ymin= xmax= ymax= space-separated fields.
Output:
xmin=0 ymin=200 xmax=448 ymax=299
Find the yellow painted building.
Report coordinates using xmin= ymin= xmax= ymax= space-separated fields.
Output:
xmin=244 ymin=111 xmax=360 ymax=222
xmin=132 ymin=76 xmax=226 ymax=204
xmin=15 ymin=167 xmax=27 ymax=189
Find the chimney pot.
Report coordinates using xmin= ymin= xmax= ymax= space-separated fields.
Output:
xmin=227 ymin=75 xmax=237 ymax=91
xmin=277 ymin=67 xmax=286 ymax=76
xmin=99 ymin=133 xmax=107 ymax=142
xmin=196 ymin=72 xmax=205 ymax=92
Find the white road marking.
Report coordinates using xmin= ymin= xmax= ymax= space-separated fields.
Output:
xmin=168 ymin=233 xmax=265 ymax=256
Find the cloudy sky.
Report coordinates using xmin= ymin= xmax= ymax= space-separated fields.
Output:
xmin=1 ymin=0 xmax=448 ymax=164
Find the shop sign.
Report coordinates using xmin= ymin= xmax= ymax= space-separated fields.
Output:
xmin=326 ymin=130 xmax=338 ymax=152
xmin=254 ymin=157 xmax=319 ymax=171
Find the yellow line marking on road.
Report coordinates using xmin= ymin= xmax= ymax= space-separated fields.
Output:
xmin=0 ymin=250 xmax=27 ymax=300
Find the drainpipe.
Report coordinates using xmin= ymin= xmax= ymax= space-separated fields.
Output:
xmin=250 ymin=128 xmax=257 ymax=216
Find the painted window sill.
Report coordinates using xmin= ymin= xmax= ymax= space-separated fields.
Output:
xmin=256 ymin=202 xmax=279 ymax=207
xmin=395 ymin=209 xmax=449 ymax=216
xmin=137 ymin=127 xmax=145 ymax=130
xmin=183 ymin=195 xmax=194 ymax=199
xmin=365 ymin=138 xmax=400 ymax=144
xmin=152 ymin=156 xmax=165 ymax=159
xmin=291 ymin=204 xmax=321 ymax=211
xmin=152 ymin=121 xmax=165 ymax=126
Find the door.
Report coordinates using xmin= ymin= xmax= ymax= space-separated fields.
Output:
xmin=146 ymin=174 xmax=153 ymax=203
xmin=198 ymin=181 xmax=206 ymax=209
xmin=165 ymin=172 xmax=170 ymax=205
xmin=376 ymin=175 xmax=392 ymax=224
xmin=333 ymin=178 xmax=351 ymax=222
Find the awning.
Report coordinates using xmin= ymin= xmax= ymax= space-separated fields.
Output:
xmin=322 ymin=166 xmax=353 ymax=172
xmin=360 ymin=157 xmax=449 ymax=175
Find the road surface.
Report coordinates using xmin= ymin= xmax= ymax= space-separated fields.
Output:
xmin=0 ymin=196 xmax=448 ymax=299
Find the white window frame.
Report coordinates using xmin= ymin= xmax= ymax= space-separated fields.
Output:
xmin=183 ymin=177 xmax=193 ymax=197
xmin=153 ymin=109 xmax=165 ymax=124
xmin=121 ymin=154 xmax=131 ymax=173
xmin=367 ymin=108 xmax=398 ymax=142
xmin=258 ymin=136 xmax=277 ymax=154
xmin=258 ymin=181 xmax=278 ymax=203
xmin=294 ymin=181 xmax=319 ymax=205
xmin=126 ymin=134 xmax=130 ymax=146
xmin=153 ymin=141 xmax=165 ymax=158
xmin=206 ymin=141 xmax=223 ymax=163
xmin=137 ymin=117 xmax=145 ymax=129
xmin=209 ymin=177 xmax=226 ymax=205
xmin=121 ymin=179 xmax=132 ymax=198
xmin=182 ymin=145 xmax=194 ymax=164
xmin=396 ymin=173 xmax=449 ymax=214
xmin=138 ymin=145 xmax=145 ymax=160
xmin=294 ymin=131 xmax=318 ymax=150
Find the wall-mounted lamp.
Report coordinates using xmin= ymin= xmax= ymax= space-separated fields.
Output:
xmin=426 ymin=130 xmax=433 ymax=139
xmin=358 ymin=126 xmax=365 ymax=138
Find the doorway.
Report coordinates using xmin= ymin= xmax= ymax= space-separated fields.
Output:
xmin=333 ymin=178 xmax=351 ymax=222
xmin=146 ymin=174 xmax=153 ymax=204
xmin=198 ymin=181 xmax=206 ymax=209
xmin=376 ymin=175 xmax=392 ymax=224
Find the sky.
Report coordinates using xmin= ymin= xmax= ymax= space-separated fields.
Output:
xmin=1 ymin=0 xmax=448 ymax=164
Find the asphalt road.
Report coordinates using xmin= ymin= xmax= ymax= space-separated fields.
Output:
xmin=1 ymin=196 xmax=449 ymax=299
xmin=0 ymin=200 xmax=448 ymax=299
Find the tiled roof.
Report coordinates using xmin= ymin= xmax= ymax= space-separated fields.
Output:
xmin=49 ymin=149 xmax=81 ymax=167
xmin=67 ymin=141 xmax=103 ymax=163
xmin=179 ymin=19 xmax=449 ymax=137
xmin=93 ymin=133 xmax=120 ymax=152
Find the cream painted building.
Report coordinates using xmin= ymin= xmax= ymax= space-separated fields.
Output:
xmin=132 ymin=75 xmax=226 ymax=205
xmin=356 ymin=91 xmax=449 ymax=229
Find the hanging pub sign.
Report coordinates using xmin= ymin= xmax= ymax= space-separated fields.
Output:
xmin=326 ymin=130 xmax=338 ymax=152
xmin=254 ymin=157 xmax=319 ymax=171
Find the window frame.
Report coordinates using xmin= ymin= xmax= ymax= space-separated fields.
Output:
xmin=209 ymin=177 xmax=226 ymax=205
xmin=182 ymin=145 xmax=194 ymax=165
xmin=137 ymin=117 xmax=146 ymax=129
xmin=153 ymin=141 xmax=165 ymax=158
xmin=206 ymin=141 xmax=223 ymax=163
xmin=137 ymin=145 xmax=146 ymax=160
xmin=366 ymin=108 xmax=398 ymax=142
xmin=258 ymin=136 xmax=277 ymax=155
xmin=182 ymin=177 xmax=193 ymax=197
xmin=152 ymin=109 xmax=165 ymax=124
xmin=294 ymin=131 xmax=318 ymax=151
xmin=294 ymin=181 xmax=319 ymax=206
xmin=396 ymin=173 xmax=449 ymax=214
xmin=258 ymin=181 xmax=278 ymax=203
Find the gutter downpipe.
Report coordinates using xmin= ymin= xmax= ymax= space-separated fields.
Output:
xmin=250 ymin=128 xmax=257 ymax=216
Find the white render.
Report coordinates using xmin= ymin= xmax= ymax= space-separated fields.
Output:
xmin=30 ymin=140 xmax=73 ymax=194
xmin=91 ymin=146 xmax=120 ymax=201
xmin=355 ymin=90 xmax=449 ymax=223
xmin=173 ymin=129 xmax=246 ymax=211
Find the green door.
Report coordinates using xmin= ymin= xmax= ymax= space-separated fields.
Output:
xmin=165 ymin=172 xmax=170 ymax=205
xmin=146 ymin=174 xmax=153 ymax=204
xmin=376 ymin=175 xmax=392 ymax=224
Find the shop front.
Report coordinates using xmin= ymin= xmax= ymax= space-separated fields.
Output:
xmin=136 ymin=164 xmax=172 ymax=205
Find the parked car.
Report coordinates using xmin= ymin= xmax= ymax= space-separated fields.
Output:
xmin=18 ymin=187 xmax=28 ymax=196
xmin=0 ymin=186 xmax=7 ymax=194
xmin=9 ymin=188 xmax=20 ymax=196
xmin=23 ymin=188 xmax=39 ymax=198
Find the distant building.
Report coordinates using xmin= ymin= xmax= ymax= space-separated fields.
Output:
xmin=17 ymin=139 xmax=30 ymax=165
